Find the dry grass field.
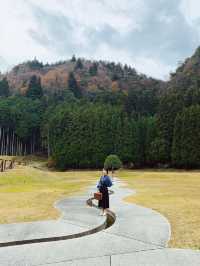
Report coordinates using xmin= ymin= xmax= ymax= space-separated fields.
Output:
xmin=0 ymin=157 xmax=100 ymax=224
xmin=118 ymin=170 xmax=200 ymax=250
xmin=1 ymin=157 xmax=200 ymax=250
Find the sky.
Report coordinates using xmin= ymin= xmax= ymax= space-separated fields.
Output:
xmin=1 ymin=0 xmax=200 ymax=80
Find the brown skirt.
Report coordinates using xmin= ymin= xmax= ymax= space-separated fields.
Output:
xmin=98 ymin=186 xmax=109 ymax=209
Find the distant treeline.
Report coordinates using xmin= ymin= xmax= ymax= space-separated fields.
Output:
xmin=1 ymin=53 xmax=200 ymax=169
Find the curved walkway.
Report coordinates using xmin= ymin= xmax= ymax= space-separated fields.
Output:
xmin=0 ymin=194 xmax=108 ymax=247
xmin=0 ymin=179 xmax=199 ymax=265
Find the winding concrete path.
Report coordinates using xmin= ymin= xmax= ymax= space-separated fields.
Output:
xmin=0 ymin=179 xmax=200 ymax=265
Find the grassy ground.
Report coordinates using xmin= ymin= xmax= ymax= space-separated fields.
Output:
xmin=1 ymin=158 xmax=200 ymax=250
xmin=0 ymin=157 xmax=99 ymax=224
xmin=118 ymin=170 xmax=200 ymax=250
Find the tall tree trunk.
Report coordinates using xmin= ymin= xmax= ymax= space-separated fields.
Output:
xmin=47 ymin=128 xmax=50 ymax=158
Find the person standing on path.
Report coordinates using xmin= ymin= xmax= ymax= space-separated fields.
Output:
xmin=97 ymin=169 xmax=113 ymax=216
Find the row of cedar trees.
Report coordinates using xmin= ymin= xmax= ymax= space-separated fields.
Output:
xmin=0 ymin=59 xmax=200 ymax=168
xmin=47 ymin=103 xmax=157 ymax=169
xmin=0 ymin=128 xmax=38 ymax=156
xmin=0 ymin=127 xmax=25 ymax=156
xmin=0 ymin=76 xmax=43 ymax=156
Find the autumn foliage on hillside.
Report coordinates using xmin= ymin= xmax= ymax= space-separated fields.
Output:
xmin=2 ymin=57 xmax=164 ymax=97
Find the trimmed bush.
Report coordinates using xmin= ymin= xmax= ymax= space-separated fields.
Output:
xmin=104 ymin=154 xmax=122 ymax=172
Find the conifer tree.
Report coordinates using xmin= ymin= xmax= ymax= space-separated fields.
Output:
xmin=71 ymin=55 xmax=76 ymax=62
xmin=26 ymin=75 xmax=43 ymax=99
xmin=68 ymin=72 xmax=82 ymax=98
xmin=172 ymin=105 xmax=200 ymax=168
xmin=89 ymin=63 xmax=98 ymax=76
xmin=0 ymin=78 xmax=9 ymax=97
xmin=75 ymin=58 xmax=83 ymax=70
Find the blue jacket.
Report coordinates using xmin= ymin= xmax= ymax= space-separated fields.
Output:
xmin=97 ymin=175 xmax=113 ymax=189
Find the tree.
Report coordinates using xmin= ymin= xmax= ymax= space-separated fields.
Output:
xmin=27 ymin=59 xmax=43 ymax=69
xmin=71 ymin=55 xmax=76 ymax=62
xmin=147 ymin=138 xmax=169 ymax=166
xmin=0 ymin=96 xmax=44 ymax=155
xmin=111 ymin=73 xmax=120 ymax=81
xmin=157 ymin=92 xmax=184 ymax=163
xmin=125 ymin=87 xmax=159 ymax=117
xmin=89 ymin=63 xmax=98 ymax=76
xmin=172 ymin=105 xmax=200 ymax=168
xmin=90 ymin=90 xmax=126 ymax=106
xmin=47 ymin=103 xmax=134 ymax=170
xmin=25 ymin=75 xmax=43 ymax=99
xmin=75 ymin=58 xmax=83 ymax=70
xmin=68 ymin=72 xmax=82 ymax=98
xmin=0 ymin=78 xmax=9 ymax=97
xmin=171 ymin=113 xmax=183 ymax=167
xmin=104 ymin=155 xmax=122 ymax=173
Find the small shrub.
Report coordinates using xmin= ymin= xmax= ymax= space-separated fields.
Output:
xmin=104 ymin=154 xmax=122 ymax=172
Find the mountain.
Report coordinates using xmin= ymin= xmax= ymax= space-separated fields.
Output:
xmin=0 ymin=57 xmax=164 ymax=96
xmin=169 ymin=47 xmax=200 ymax=90
xmin=3 ymin=46 xmax=200 ymax=98
xmin=1 ymin=49 xmax=200 ymax=169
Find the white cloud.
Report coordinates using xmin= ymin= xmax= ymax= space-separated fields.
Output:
xmin=89 ymin=43 xmax=133 ymax=65
xmin=84 ymin=44 xmax=174 ymax=80
xmin=133 ymin=57 xmax=174 ymax=80
xmin=181 ymin=0 xmax=200 ymax=22
xmin=0 ymin=0 xmax=199 ymax=79
xmin=0 ymin=1 xmax=57 ymax=67
xmin=28 ymin=0 xmax=141 ymax=33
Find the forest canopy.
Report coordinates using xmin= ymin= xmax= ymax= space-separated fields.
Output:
xmin=1 ymin=49 xmax=200 ymax=170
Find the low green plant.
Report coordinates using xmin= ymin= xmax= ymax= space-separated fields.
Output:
xmin=104 ymin=154 xmax=122 ymax=173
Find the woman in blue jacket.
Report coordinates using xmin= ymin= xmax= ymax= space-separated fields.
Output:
xmin=97 ymin=169 xmax=113 ymax=216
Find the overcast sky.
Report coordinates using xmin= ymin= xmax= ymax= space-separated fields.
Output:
xmin=1 ymin=0 xmax=200 ymax=79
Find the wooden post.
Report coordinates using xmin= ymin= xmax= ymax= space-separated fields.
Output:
xmin=0 ymin=159 xmax=15 ymax=172
xmin=4 ymin=160 xmax=7 ymax=171
xmin=0 ymin=160 xmax=3 ymax=172
xmin=9 ymin=160 xmax=13 ymax=169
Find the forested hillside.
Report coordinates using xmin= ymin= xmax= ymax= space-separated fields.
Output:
xmin=0 ymin=48 xmax=200 ymax=170
xmin=1 ymin=56 xmax=164 ymax=98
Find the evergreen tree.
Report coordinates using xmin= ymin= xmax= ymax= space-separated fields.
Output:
xmin=27 ymin=58 xmax=43 ymax=69
xmin=71 ymin=55 xmax=76 ymax=62
xmin=172 ymin=105 xmax=200 ymax=168
xmin=171 ymin=113 xmax=183 ymax=167
xmin=0 ymin=78 xmax=9 ymax=97
xmin=68 ymin=72 xmax=82 ymax=98
xmin=125 ymin=87 xmax=158 ymax=117
xmin=89 ymin=63 xmax=98 ymax=76
xmin=47 ymin=103 xmax=136 ymax=170
xmin=26 ymin=75 xmax=43 ymax=99
xmin=0 ymin=96 xmax=44 ymax=155
xmin=148 ymin=138 xmax=169 ymax=166
xmin=75 ymin=58 xmax=83 ymax=70
xmin=157 ymin=92 xmax=184 ymax=163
